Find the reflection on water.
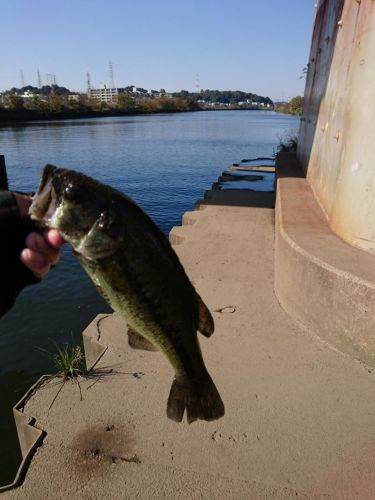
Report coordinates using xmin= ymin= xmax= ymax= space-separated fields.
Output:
xmin=0 ymin=110 xmax=298 ymax=485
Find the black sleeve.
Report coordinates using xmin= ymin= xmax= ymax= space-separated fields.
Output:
xmin=0 ymin=192 xmax=40 ymax=318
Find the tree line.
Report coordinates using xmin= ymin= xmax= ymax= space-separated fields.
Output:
xmin=173 ymin=90 xmax=273 ymax=106
xmin=0 ymin=85 xmax=277 ymax=122
xmin=274 ymin=96 xmax=303 ymax=116
xmin=0 ymin=89 xmax=200 ymax=122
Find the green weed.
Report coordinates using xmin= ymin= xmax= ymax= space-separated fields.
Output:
xmin=51 ymin=342 xmax=85 ymax=380
xmin=38 ymin=339 xmax=85 ymax=380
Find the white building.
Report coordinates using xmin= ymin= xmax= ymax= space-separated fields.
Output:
xmin=89 ymin=85 xmax=118 ymax=103
xmin=20 ymin=90 xmax=37 ymax=101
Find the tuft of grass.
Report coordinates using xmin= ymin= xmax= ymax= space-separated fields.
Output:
xmin=276 ymin=134 xmax=298 ymax=154
xmin=273 ymin=132 xmax=299 ymax=158
xmin=38 ymin=339 xmax=85 ymax=380
xmin=36 ymin=339 xmax=86 ymax=411
xmin=51 ymin=342 xmax=85 ymax=380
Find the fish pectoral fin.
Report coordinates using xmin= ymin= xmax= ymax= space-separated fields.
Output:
xmin=196 ymin=292 xmax=215 ymax=338
xmin=167 ymin=375 xmax=224 ymax=424
xmin=127 ymin=327 xmax=158 ymax=352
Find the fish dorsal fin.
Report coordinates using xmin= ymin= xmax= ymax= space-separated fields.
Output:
xmin=128 ymin=327 xmax=158 ymax=351
xmin=196 ymin=293 xmax=214 ymax=338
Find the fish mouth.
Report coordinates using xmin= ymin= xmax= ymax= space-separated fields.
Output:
xmin=29 ymin=166 xmax=60 ymax=227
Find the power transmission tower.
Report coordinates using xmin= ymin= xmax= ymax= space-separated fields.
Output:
xmin=195 ymin=73 xmax=201 ymax=94
xmin=109 ymin=61 xmax=115 ymax=89
xmin=20 ymin=70 xmax=25 ymax=88
xmin=52 ymin=73 xmax=57 ymax=86
xmin=86 ymin=72 xmax=91 ymax=94
xmin=37 ymin=69 xmax=42 ymax=88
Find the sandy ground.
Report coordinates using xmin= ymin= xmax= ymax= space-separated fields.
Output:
xmin=3 ymin=190 xmax=375 ymax=499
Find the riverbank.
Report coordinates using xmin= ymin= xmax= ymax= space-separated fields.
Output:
xmin=0 ymin=106 xmax=276 ymax=125
xmin=0 ymin=105 xmax=199 ymax=125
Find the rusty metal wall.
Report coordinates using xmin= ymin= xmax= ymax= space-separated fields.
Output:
xmin=297 ymin=0 xmax=375 ymax=253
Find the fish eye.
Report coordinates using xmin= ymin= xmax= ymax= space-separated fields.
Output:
xmin=64 ymin=183 xmax=78 ymax=200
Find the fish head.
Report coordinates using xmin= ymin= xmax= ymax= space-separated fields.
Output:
xmin=30 ymin=165 xmax=124 ymax=260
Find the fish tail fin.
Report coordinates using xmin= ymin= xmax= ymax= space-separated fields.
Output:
xmin=167 ymin=375 xmax=224 ymax=424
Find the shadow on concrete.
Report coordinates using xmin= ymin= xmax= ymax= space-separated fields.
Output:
xmin=196 ymin=189 xmax=276 ymax=210
xmin=194 ymin=160 xmax=277 ymax=210
xmin=275 ymin=152 xmax=306 ymax=179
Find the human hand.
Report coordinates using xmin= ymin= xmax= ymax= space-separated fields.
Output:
xmin=13 ymin=193 xmax=65 ymax=278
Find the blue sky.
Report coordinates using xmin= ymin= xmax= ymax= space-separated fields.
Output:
xmin=1 ymin=0 xmax=315 ymax=100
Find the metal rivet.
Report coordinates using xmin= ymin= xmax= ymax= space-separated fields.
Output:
xmin=338 ymin=19 xmax=343 ymax=27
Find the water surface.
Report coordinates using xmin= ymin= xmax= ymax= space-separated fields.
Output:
xmin=0 ymin=110 xmax=298 ymax=485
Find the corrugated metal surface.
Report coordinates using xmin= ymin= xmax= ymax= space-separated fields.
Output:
xmin=298 ymin=0 xmax=375 ymax=253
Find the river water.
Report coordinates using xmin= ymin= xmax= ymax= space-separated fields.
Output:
xmin=0 ymin=110 xmax=298 ymax=485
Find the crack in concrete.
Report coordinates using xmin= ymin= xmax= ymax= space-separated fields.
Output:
xmin=96 ymin=314 xmax=112 ymax=342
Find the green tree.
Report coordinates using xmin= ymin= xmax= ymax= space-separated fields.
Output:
xmin=288 ymin=96 xmax=304 ymax=116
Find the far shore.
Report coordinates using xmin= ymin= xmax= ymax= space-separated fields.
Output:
xmin=0 ymin=108 xmax=197 ymax=126
xmin=0 ymin=107 xmax=277 ymax=126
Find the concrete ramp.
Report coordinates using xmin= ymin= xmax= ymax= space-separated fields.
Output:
xmin=4 ymin=185 xmax=375 ymax=499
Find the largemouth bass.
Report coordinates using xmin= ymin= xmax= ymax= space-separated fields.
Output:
xmin=30 ymin=165 xmax=224 ymax=423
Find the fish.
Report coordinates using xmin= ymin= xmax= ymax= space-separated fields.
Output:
xmin=30 ymin=165 xmax=224 ymax=423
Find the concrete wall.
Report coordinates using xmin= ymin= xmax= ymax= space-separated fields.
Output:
xmin=298 ymin=0 xmax=375 ymax=254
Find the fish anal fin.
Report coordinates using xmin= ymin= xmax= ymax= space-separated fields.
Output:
xmin=127 ymin=327 xmax=158 ymax=352
xmin=196 ymin=293 xmax=215 ymax=338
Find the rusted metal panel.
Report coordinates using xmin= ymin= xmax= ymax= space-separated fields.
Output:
xmin=298 ymin=0 xmax=375 ymax=254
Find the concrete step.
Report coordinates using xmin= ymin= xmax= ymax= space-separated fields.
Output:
xmin=275 ymin=152 xmax=375 ymax=367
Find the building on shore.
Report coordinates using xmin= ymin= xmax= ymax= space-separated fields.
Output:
xmin=88 ymin=85 xmax=121 ymax=103
xmin=88 ymin=85 xmax=172 ymax=103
